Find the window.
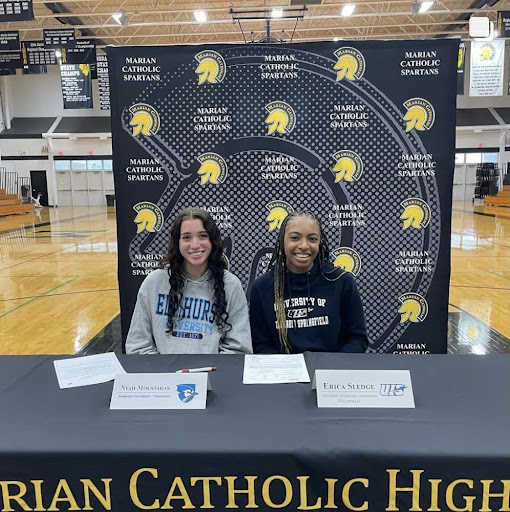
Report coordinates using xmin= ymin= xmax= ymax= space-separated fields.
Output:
xmin=455 ymin=153 xmax=465 ymax=164
xmin=87 ymin=160 xmax=103 ymax=170
xmin=71 ymin=160 xmax=87 ymax=170
xmin=466 ymin=153 xmax=482 ymax=164
xmin=55 ymin=160 xmax=70 ymax=171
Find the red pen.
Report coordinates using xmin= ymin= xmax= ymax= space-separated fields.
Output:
xmin=176 ymin=366 xmax=217 ymax=373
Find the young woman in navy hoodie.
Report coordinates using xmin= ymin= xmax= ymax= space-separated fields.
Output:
xmin=249 ymin=211 xmax=368 ymax=354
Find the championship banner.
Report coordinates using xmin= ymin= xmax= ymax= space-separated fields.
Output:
xmin=43 ymin=28 xmax=76 ymax=49
xmin=22 ymin=64 xmax=46 ymax=74
xmin=0 ymin=0 xmax=33 ymax=21
xmin=469 ymin=39 xmax=505 ymax=97
xmin=21 ymin=40 xmax=57 ymax=67
xmin=0 ymin=51 xmax=21 ymax=70
xmin=0 ymin=30 xmax=20 ymax=51
xmin=497 ymin=11 xmax=510 ymax=38
xmin=60 ymin=63 xmax=93 ymax=109
xmin=108 ymin=40 xmax=458 ymax=354
xmin=62 ymin=39 xmax=96 ymax=64
xmin=97 ymin=53 xmax=110 ymax=110
xmin=457 ymin=42 xmax=465 ymax=95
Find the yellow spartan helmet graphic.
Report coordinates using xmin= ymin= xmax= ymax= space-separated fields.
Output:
xmin=398 ymin=299 xmax=421 ymax=323
xmin=266 ymin=109 xmax=288 ymax=135
xmin=333 ymin=254 xmax=354 ymax=272
xmin=196 ymin=59 xmax=219 ymax=84
xmin=79 ymin=64 xmax=90 ymax=76
xmin=197 ymin=160 xmax=220 ymax=185
xmin=400 ymin=205 xmax=424 ymax=229
xmin=130 ymin=111 xmax=153 ymax=136
xmin=134 ymin=210 xmax=157 ymax=233
xmin=333 ymin=157 xmax=356 ymax=182
xmin=403 ymin=105 xmax=427 ymax=132
xmin=480 ymin=47 xmax=492 ymax=61
xmin=266 ymin=207 xmax=289 ymax=231
xmin=334 ymin=55 xmax=358 ymax=81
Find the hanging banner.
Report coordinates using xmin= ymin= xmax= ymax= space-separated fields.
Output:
xmin=108 ymin=40 xmax=458 ymax=355
xmin=496 ymin=11 xmax=510 ymax=38
xmin=97 ymin=53 xmax=110 ymax=110
xmin=21 ymin=40 xmax=56 ymax=67
xmin=22 ymin=64 xmax=46 ymax=74
xmin=60 ymin=63 xmax=93 ymax=109
xmin=62 ymin=39 xmax=96 ymax=64
xmin=0 ymin=0 xmax=34 ymax=21
xmin=0 ymin=31 xmax=20 ymax=51
xmin=457 ymin=42 xmax=465 ymax=95
xmin=43 ymin=28 xmax=76 ymax=49
xmin=0 ymin=51 xmax=21 ymax=69
xmin=469 ymin=39 xmax=505 ymax=96
xmin=0 ymin=68 xmax=15 ymax=75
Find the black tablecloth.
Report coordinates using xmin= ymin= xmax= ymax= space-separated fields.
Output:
xmin=0 ymin=353 xmax=508 ymax=511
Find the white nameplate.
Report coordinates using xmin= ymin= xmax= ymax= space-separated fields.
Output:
xmin=110 ymin=373 xmax=210 ymax=410
xmin=312 ymin=370 xmax=415 ymax=408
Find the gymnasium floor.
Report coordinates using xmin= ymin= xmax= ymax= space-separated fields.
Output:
xmin=0 ymin=202 xmax=509 ymax=355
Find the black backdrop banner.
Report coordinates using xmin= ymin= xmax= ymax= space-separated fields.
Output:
xmin=108 ymin=40 xmax=458 ymax=354
xmin=0 ymin=0 xmax=33 ymax=21
xmin=60 ymin=63 xmax=92 ymax=109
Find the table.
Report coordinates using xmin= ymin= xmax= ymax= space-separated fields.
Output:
xmin=0 ymin=353 xmax=508 ymax=512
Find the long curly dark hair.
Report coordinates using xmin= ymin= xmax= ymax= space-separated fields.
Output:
xmin=269 ymin=210 xmax=344 ymax=353
xmin=160 ymin=207 xmax=230 ymax=334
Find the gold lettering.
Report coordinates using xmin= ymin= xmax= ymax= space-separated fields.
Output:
xmin=445 ymin=480 xmax=475 ymax=512
xmin=480 ymin=480 xmax=510 ymax=512
xmin=161 ymin=477 xmax=194 ymax=509
xmin=324 ymin=479 xmax=338 ymax=509
xmin=342 ymin=478 xmax=368 ymax=511
xmin=428 ymin=479 xmax=441 ymax=511
xmin=224 ymin=476 xmax=258 ymax=509
xmin=0 ymin=482 xmax=31 ymax=512
xmin=386 ymin=469 xmax=424 ymax=511
xmin=297 ymin=476 xmax=321 ymax=510
xmin=129 ymin=468 xmax=160 ymax=510
xmin=262 ymin=476 xmax=292 ymax=508
xmin=81 ymin=479 xmax=112 ymax=511
xmin=47 ymin=480 xmax=80 ymax=511
xmin=190 ymin=477 xmax=222 ymax=509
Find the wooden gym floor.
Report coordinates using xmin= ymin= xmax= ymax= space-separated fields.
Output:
xmin=0 ymin=202 xmax=509 ymax=355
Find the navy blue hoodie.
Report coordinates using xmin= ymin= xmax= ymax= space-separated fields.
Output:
xmin=249 ymin=260 xmax=368 ymax=353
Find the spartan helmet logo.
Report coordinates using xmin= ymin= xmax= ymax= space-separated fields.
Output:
xmin=334 ymin=47 xmax=365 ymax=81
xmin=79 ymin=64 xmax=90 ymax=76
xmin=265 ymin=102 xmax=296 ymax=135
xmin=195 ymin=50 xmax=226 ymax=84
xmin=133 ymin=202 xmax=163 ymax=234
xmin=403 ymin=98 xmax=435 ymax=132
xmin=265 ymin=200 xmax=294 ymax=232
xmin=398 ymin=293 xmax=428 ymax=323
xmin=332 ymin=151 xmax=363 ymax=182
xmin=479 ymin=44 xmax=495 ymax=61
xmin=400 ymin=198 xmax=431 ymax=230
xmin=332 ymin=247 xmax=361 ymax=276
xmin=197 ymin=153 xmax=228 ymax=185
xmin=128 ymin=104 xmax=160 ymax=137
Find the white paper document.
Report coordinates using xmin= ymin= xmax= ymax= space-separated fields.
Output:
xmin=243 ymin=354 xmax=310 ymax=384
xmin=54 ymin=353 xmax=126 ymax=389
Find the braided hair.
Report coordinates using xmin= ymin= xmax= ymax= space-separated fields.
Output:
xmin=268 ymin=210 xmax=344 ymax=353
xmin=160 ymin=207 xmax=231 ymax=335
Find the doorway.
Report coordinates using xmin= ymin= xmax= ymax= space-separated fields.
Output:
xmin=30 ymin=170 xmax=49 ymax=206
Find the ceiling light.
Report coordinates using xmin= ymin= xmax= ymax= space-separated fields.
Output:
xmin=112 ymin=11 xmax=129 ymax=26
xmin=333 ymin=37 xmax=343 ymax=42
xmin=194 ymin=10 xmax=207 ymax=23
xmin=419 ymin=1 xmax=433 ymax=13
xmin=341 ymin=4 xmax=355 ymax=17
xmin=474 ymin=21 xmax=495 ymax=41
xmin=271 ymin=8 xmax=283 ymax=18
xmin=55 ymin=50 xmax=62 ymax=58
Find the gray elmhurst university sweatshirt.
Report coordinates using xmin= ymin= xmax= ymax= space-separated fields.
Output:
xmin=126 ymin=268 xmax=253 ymax=354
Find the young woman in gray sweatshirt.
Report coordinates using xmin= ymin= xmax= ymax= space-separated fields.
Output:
xmin=126 ymin=208 xmax=252 ymax=354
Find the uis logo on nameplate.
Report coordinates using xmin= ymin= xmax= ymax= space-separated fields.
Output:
xmin=312 ymin=370 xmax=415 ymax=408
xmin=110 ymin=373 xmax=210 ymax=410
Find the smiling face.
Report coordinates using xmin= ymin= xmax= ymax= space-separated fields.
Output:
xmin=283 ymin=217 xmax=320 ymax=274
xmin=179 ymin=218 xmax=212 ymax=278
